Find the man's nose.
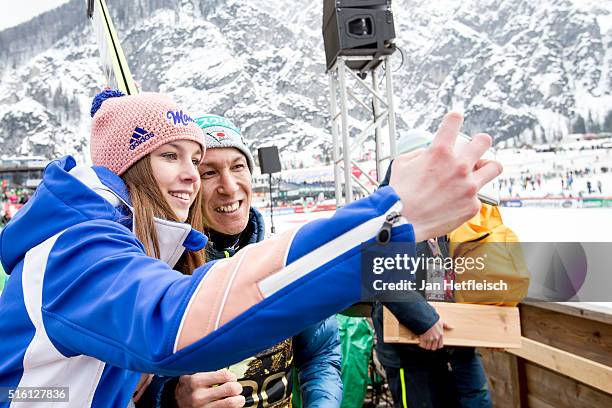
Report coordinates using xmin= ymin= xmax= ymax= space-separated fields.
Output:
xmin=218 ymin=171 xmax=239 ymax=194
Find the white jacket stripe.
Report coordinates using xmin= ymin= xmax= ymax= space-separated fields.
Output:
xmin=14 ymin=232 xmax=105 ymax=408
xmin=258 ymin=201 xmax=405 ymax=297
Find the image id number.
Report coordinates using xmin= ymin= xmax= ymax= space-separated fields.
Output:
xmin=0 ymin=387 xmax=69 ymax=402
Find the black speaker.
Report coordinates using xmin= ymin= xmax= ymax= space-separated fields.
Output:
xmin=322 ymin=0 xmax=396 ymax=71
xmin=258 ymin=146 xmax=281 ymax=174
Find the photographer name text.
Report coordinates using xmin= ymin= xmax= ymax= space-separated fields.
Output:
xmin=372 ymin=279 xmax=508 ymax=292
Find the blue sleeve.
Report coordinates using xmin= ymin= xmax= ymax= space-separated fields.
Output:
xmin=383 ymin=294 xmax=439 ymax=335
xmin=41 ymin=187 xmax=414 ymax=376
xmin=158 ymin=187 xmax=414 ymax=375
xmin=294 ymin=318 xmax=343 ymax=408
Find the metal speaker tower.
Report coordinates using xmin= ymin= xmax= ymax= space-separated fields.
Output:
xmin=327 ymin=55 xmax=398 ymax=206
xmin=323 ymin=0 xmax=398 ymax=206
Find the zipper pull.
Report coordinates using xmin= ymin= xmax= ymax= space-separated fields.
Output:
xmin=377 ymin=211 xmax=402 ymax=244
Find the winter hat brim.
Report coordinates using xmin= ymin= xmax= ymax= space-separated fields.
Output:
xmin=194 ymin=114 xmax=255 ymax=173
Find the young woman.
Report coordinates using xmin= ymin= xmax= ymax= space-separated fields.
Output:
xmin=0 ymin=89 xmax=500 ymax=407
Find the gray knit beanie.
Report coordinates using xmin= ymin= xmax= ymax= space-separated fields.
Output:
xmin=194 ymin=114 xmax=255 ymax=172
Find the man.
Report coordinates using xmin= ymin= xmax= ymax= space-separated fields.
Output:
xmin=142 ymin=114 xmax=342 ymax=408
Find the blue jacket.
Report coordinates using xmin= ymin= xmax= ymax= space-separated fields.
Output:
xmin=0 ymin=156 xmax=413 ymax=407
xmin=145 ymin=207 xmax=342 ymax=407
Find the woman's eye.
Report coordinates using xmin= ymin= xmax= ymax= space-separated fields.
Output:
xmin=192 ymin=158 xmax=201 ymax=166
xmin=161 ymin=152 xmax=177 ymax=160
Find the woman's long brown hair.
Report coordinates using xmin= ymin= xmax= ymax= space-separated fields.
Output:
xmin=121 ymin=155 xmax=206 ymax=274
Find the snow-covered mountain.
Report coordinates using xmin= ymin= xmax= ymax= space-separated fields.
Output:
xmin=0 ymin=0 xmax=610 ymax=166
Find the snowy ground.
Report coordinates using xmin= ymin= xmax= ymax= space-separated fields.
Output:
xmin=500 ymin=207 xmax=612 ymax=242
xmin=267 ymin=207 xmax=612 ymax=242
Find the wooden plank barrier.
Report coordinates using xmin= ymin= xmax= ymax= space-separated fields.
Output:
xmin=383 ymin=302 xmax=522 ymax=348
xmin=480 ymin=302 xmax=612 ymax=407
xmin=507 ymin=337 xmax=612 ymax=395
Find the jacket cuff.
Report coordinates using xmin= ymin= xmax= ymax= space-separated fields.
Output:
xmin=136 ymin=375 xmax=178 ymax=408
xmin=382 ymin=297 xmax=439 ymax=335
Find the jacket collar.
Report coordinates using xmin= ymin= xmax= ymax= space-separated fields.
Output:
xmin=70 ymin=164 xmax=207 ymax=266
xmin=205 ymin=207 xmax=265 ymax=260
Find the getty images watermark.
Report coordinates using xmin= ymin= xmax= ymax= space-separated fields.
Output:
xmin=360 ymin=242 xmax=612 ymax=303
xmin=370 ymin=251 xmax=508 ymax=292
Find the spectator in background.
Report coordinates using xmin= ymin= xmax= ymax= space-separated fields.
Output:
xmin=8 ymin=191 xmax=17 ymax=204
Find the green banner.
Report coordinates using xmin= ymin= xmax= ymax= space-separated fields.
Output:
xmin=337 ymin=315 xmax=374 ymax=408
xmin=582 ymin=198 xmax=612 ymax=208
xmin=291 ymin=315 xmax=374 ymax=408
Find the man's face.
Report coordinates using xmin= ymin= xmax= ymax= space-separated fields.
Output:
xmin=199 ymin=147 xmax=252 ymax=235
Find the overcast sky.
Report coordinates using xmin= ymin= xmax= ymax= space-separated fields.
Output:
xmin=0 ymin=0 xmax=71 ymax=31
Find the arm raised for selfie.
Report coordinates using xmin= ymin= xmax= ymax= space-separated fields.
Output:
xmin=41 ymin=185 xmax=412 ymax=376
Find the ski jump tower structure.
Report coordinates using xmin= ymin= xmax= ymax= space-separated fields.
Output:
xmin=323 ymin=0 xmax=398 ymax=206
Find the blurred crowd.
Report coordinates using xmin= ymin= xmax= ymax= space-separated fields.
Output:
xmin=1 ymin=182 xmax=32 ymax=225
xmin=496 ymin=169 xmax=606 ymax=198
xmin=496 ymin=147 xmax=611 ymax=198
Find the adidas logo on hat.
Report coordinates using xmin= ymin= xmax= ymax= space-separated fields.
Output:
xmin=129 ymin=127 xmax=156 ymax=151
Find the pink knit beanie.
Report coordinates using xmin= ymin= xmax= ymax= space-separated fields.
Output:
xmin=90 ymin=90 xmax=205 ymax=175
